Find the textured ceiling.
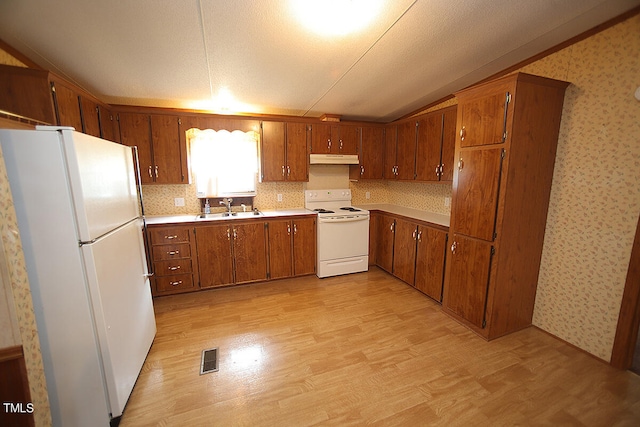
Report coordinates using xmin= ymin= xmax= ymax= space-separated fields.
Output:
xmin=0 ymin=0 xmax=638 ymax=122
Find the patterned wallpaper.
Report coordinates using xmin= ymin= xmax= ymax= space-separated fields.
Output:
xmin=0 ymin=147 xmax=52 ymax=425
xmin=524 ymin=14 xmax=640 ymax=361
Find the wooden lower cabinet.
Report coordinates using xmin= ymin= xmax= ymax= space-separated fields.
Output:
xmin=195 ymin=222 xmax=267 ymax=288
xmin=415 ymin=226 xmax=448 ymax=302
xmin=372 ymin=211 xmax=448 ymax=302
xmin=267 ymin=216 xmax=316 ymax=279
xmin=392 ymin=218 xmax=418 ymax=284
xmin=148 ymin=225 xmax=199 ymax=296
xmin=444 ymin=234 xmax=493 ymax=328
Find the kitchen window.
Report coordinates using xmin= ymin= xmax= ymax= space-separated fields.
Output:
xmin=187 ymin=128 xmax=259 ymax=197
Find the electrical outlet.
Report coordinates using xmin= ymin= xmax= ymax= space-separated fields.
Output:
xmin=174 ymin=197 xmax=185 ymax=207
xmin=277 ymin=193 xmax=283 ymax=202
xmin=365 ymin=191 xmax=371 ymax=200
xmin=444 ymin=197 xmax=451 ymax=207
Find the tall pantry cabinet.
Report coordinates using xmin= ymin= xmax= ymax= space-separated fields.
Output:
xmin=442 ymin=73 xmax=569 ymax=340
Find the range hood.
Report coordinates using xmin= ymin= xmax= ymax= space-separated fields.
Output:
xmin=309 ymin=154 xmax=359 ymax=165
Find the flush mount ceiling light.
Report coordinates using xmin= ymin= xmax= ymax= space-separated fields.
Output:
xmin=290 ymin=0 xmax=384 ymax=37
xmin=188 ymin=87 xmax=254 ymax=115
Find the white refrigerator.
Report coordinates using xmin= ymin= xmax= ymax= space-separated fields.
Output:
xmin=0 ymin=127 xmax=156 ymax=426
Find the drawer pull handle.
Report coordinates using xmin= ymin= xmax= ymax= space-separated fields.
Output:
xmin=165 ymin=235 xmax=178 ymax=240
xmin=167 ymin=250 xmax=180 ymax=256
xmin=169 ymin=280 xmax=183 ymax=286
xmin=168 ymin=266 xmax=181 ymax=271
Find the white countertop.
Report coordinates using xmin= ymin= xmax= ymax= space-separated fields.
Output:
xmin=145 ymin=209 xmax=314 ymax=225
xmin=355 ymin=204 xmax=450 ymax=228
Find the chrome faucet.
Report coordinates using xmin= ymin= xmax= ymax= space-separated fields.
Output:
xmin=219 ymin=197 xmax=233 ymax=214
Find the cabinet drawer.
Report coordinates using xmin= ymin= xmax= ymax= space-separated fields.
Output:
xmin=149 ymin=227 xmax=190 ymax=245
xmin=153 ymin=259 xmax=193 ymax=276
xmin=155 ymin=274 xmax=194 ymax=293
xmin=152 ymin=243 xmax=191 ymax=260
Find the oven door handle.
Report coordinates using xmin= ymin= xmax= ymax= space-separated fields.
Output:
xmin=318 ymin=215 xmax=369 ymax=223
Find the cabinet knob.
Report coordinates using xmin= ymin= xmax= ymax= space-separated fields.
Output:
xmin=164 ymin=235 xmax=178 ymax=240
xmin=417 ymin=231 xmax=422 ymax=242
xmin=167 ymin=250 xmax=180 ymax=256
xmin=328 ymin=139 xmax=332 ymax=150
xmin=287 ymin=224 xmax=291 ymax=235
xmin=287 ymin=165 xmax=291 ymax=177
xmin=154 ymin=165 xmax=159 ymax=178
xmin=412 ymin=229 xmax=417 ymax=240
xmin=148 ymin=166 xmax=153 ymax=178
xmin=293 ymin=224 xmax=298 ymax=234
xmin=458 ymin=158 xmax=464 ymax=171
xmin=168 ymin=266 xmax=181 ymax=271
xmin=282 ymin=165 xmax=285 ymax=177
xmin=459 ymin=127 xmax=466 ymax=141
xmin=169 ymin=280 xmax=183 ymax=286
xmin=339 ymin=139 xmax=343 ymax=150
xmin=451 ymin=241 xmax=457 ymax=254
xmin=360 ymin=165 xmax=364 ymax=176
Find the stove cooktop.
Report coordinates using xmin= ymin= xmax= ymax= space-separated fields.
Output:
xmin=313 ymin=208 xmax=335 ymax=214
xmin=340 ymin=207 xmax=361 ymax=212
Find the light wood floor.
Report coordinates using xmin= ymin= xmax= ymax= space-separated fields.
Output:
xmin=120 ymin=268 xmax=640 ymax=426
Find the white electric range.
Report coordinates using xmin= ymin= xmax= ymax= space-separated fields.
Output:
xmin=305 ymin=189 xmax=370 ymax=278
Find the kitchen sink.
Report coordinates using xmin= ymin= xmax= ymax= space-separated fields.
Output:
xmin=195 ymin=211 xmax=262 ymax=221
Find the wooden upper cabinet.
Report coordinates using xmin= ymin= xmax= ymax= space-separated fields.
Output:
xmin=440 ymin=106 xmax=457 ymax=181
xmin=459 ymin=90 xmax=511 ymax=148
xmin=351 ymin=126 xmax=384 ymax=180
xmin=286 ymin=122 xmax=309 ymax=181
xmin=79 ymin=96 xmax=101 ymax=137
xmin=311 ymin=123 xmax=332 ymax=154
xmin=337 ymin=125 xmax=359 ymax=155
xmin=261 ymin=121 xmax=309 ymax=182
xmin=151 ymin=115 xmax=184 ymax=184
xmin=118 ymin=112 xmax=185 ymax=184
xmin=384 ymin=125 xmax=397 ymax=179
xmin=261 ymin=121 xmax=286 ymax=181
xmin=118 ymin=112 xmax=153 ymax=183
xmin=311 ymin=123 xmax=359 ymax=154
xmin=98 ymin=106 xmax=118 ymax=142
xmin=415 ymin=113 xmax=442 ymax=181
xmin=51 ymin=79 xmax=82 ymax=131
xmin=395 ymin=121 xmax=416 ymax=180
xmin=451 ymin=147 xmax=504 ymax=242
xmin=0 ymin=64 xmax=56 ymax=124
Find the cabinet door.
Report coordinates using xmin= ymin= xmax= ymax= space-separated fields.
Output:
xmin=452 ymin=148 xmax=504 ymax=241
xmin=118 ymin=113 xmax=153 ymax=184
xmin=440 ymin=106 xmax=457 ymax=181
xmin=338 ymin=125 xmax=359 ymax=155
xmin=360 ymin=126 xmax=384 ymax=179
xmin=268 ymin=219 xmax=293 ymax=279
xmin=459 ymin=91 xmax=510 ymax=148
xmin=293 ymin=217 xmax=316 ymax=276
xmin=415 ymin=226 xmax=447 ymax=301
xmin=151 ymin=115 xmax=184 ymax=184
xmin=286 ymin=122 xmax=309 ymax=181
xmin=415 ymin=113 xmax=442 ymax=182
xmin=98 ymin=106 xmax=117 ymax=142
xmin=51 ymin=81 xmax=82 ymax=131
xmin=384 ymin=125 xmax=397 ymax=179
xmin=368 ymin=212 xmax=378 ymax=266
xmin=376 ymin=215 xmax=395 ymax=273
xmin=392 ymin=218 xmax=418 ymax=284
xmin=196 ymin=224 xmax=234 ymax=288
xmin=79 ymin=96 xmax=101 ymax=137
xmin=233 ymin=222 xmax=268 ymax=283
xmin=396 ymin=121 xmax=416 ymax=180
xmin=311 ymin=123 xmax=332 ymax=154
xmin=261 ymin=121 xmax=286 ymax=182
xmin=444 ymin=235 xmax=493 ymax=329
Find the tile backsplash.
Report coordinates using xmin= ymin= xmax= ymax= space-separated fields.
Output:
xmin=142 ymin=168 xmax=452 ymax=216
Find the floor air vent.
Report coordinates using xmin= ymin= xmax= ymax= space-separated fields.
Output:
xmin=200 ymin=347 xmax=219 ymax=375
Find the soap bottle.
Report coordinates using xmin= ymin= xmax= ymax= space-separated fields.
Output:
xmin=204 ymin=199 xmax=211 ymax=214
